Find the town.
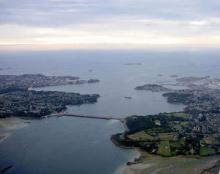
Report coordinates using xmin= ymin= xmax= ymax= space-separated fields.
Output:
xmin=113 ymin=77 xmax=220 ymax=157
xmin=0 ymin=74 xmax=100 ymax=118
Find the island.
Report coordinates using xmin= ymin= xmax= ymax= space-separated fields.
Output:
xmin=0 ymin=74 xmax=100 ymax=118
xmin=171 ymin=74 xmax=178 ymax=78
xmin=88 ymin=79 xmax=100 ymax=83
xmin=135 ymin=84 xmax=171 ymax=92
xmin=124 ymin=63 xmax=142 ymax=66
xmin=124 ymin=96 xmax=132 ymax=100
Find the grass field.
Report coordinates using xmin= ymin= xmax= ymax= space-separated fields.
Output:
xmin=200 ymin=147 xmax=216 ymax=156
xmin=128 ymin=131 xmax=176 ymax=142
xmin=128 ymin=131 xmax=154 ymax=141
xmin=201 ymin=137 xmax=220 ymax=146
xmin=158 ymin=133 xmax=176 ymax=141
xmin=165 ymin=112 xmax=192 ymax=119
xmin=157 ymin=141 xmax=172 ymax=157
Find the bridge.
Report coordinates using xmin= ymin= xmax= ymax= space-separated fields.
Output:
xmin=49 ymin=113 xmax=124 ymax=122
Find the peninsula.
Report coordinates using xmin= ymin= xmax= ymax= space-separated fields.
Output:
xmin=114 ymin=77 xmax=220 ymax=157
xmin=0 ymin=74 xmax=100 ymax=118
xmin=0 ymin=74 xmax=100 ymax=89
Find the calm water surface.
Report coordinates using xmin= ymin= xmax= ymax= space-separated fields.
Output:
xmin=0 ymin=49 xmax=220 ymax=174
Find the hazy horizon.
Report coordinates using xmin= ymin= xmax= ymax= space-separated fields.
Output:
xmin=0 ymin=0 xmax=220 ymax=50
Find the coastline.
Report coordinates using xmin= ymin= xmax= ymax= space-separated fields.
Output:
xmin=115 ymin=148 xmax=143 ymax=174
xmin=113 ymin=118 xmax=220 ymax=174
xmin=0 ymin=132 xmax=11 ymax=143
xmin=0 ymin=117 xmax=28 ymax=143
xmin=116 ymin=148 xmax=220 ymax=174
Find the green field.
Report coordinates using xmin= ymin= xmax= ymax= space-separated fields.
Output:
xmin=127 ymin=131 xmax=154 ymax=141
xmin=201 ymin=137 xmax=220 ymax=146
xmin=200 ymin=147 xmax=216 ymax=156
xmin=157 ymin=141 xmax=172 ymax=157
xmin=165 ymin=112 xmax=192 ymax=119
xmin=158 ymin=133 xmax=176 ymax=141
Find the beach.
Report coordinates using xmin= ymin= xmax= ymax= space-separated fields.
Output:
xmin=0 ymin=117 xmax=28 ymax=143
xmin=118 ymin=150 xmax=220 ymax=174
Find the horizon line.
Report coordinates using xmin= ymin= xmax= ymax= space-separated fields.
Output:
xmin=0 ymin=43 xmax=220 ymax=51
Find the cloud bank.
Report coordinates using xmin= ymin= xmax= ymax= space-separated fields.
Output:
xmin=0 ymin=0 xmax=220 ymax=49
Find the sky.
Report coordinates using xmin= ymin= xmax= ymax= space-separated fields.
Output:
xmin=0 ymin=0 xmax=220 ymax=49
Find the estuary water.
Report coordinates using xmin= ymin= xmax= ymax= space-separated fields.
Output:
xmin=0 ymin=49 xmax=220 ymax=174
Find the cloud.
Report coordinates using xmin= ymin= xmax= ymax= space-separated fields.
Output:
xmin=1 ymin=0 xmax=220 ymax=26
xmin=0 ymin=0 xmax=220 ymax=48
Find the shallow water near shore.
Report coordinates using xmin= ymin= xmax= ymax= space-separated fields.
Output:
xmin=0 ymin=117 xmax=136 ymax=174
xmin=0 ymin=49 xmax=220 ymax=174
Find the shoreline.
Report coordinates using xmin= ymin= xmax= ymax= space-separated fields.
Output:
xmin=0 ymin=132 xmax=11 ymax=143
xmin=115 ymin=148 xmax=143 ymax=174
xmin=116 ymin=147 xmax=220 ymax=174
xmin=0 ymin=117 xmax=29 ymax=143
xmin=112 ymin=119 xmax=220 ymax=174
